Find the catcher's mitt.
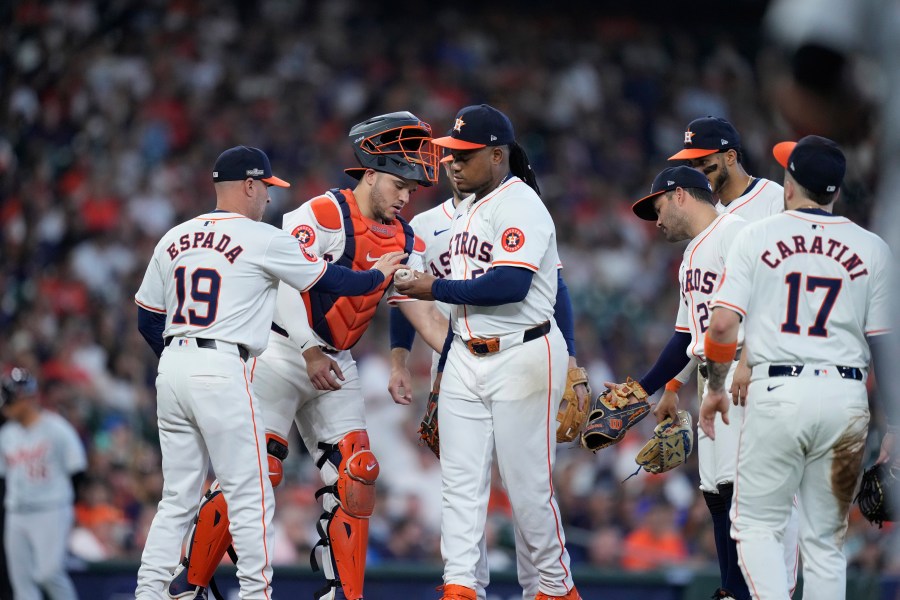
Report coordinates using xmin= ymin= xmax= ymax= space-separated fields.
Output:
xmin=635 ymin=410 xmax=694 ymax=474
xmin=557 ymin=367 xmax=591 ymax=443
xmin=418 ymin=374 xmax=441 ymax=458
xmin=855 ymin=462 xmax=897 ymax=528
xmin=581 ymin=377 xmax=651 ymax=452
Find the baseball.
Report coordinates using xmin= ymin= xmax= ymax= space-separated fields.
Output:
xmin=394 ymin=268 xmax=414 ymax=283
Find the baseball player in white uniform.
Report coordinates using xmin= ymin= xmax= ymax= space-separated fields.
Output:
xmin=133 ymin=146 xmax=404 ymax=600
xmin=390 ymin=156 xmax=587 ymax=600
xmin=0 ymin=367 xmax=86 ymax=600
xmin=668 ymin=118 xmax=799 ymax=598
xmin=669 ymin=116 xmax=784 ymax=222
xmin=700 ymin=136 xmax=891 ymax=600
xmin=164 ymin=114 xmax=447 ymax=600
xmin=396 ymin=104 xmax=579 ymax=600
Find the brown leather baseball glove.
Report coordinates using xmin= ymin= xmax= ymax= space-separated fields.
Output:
xmin=556 ymin=367 xmax=590 ymax=443
xmin=418 ymin=373 xmax=441 ymax=458
xmin=635 ymin=410 xmax=694 ymax=474
xmin=581 ymin=377 xmax=651 ymax=452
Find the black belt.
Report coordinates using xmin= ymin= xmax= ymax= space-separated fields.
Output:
xmin=465 ymin=321 xmax=551 ymax=356
xmin=698 ymin=347 xmax=742 ymax=379
xmin=270 ymin=323 xmax=339 ymax=355
xmin=164 ymin=336 xmax=249 ymax=362
xmin=768 ymin=365 xmax=864 ymax=381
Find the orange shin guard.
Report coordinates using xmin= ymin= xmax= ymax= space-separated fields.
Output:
xmin=185 ymin=487 xmax=232 ymax=587
xmin=313 ymin=430 xmax=378 ymax=600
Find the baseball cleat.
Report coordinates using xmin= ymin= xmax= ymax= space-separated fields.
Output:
xmin=535 ymin=588 xmax=581 ymax=600
xmin=167 ymin=562 xmax=208 ymax=599
xmin=440 ymin=584 xmax=477 ymax=600
xmin=710 ymin=588 xmax=737 ymax=600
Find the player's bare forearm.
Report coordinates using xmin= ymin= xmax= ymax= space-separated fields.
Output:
xmin=388 ymin=347 xmax=412 ymax=405
xmin=705 ymin=307 xmax=741 ymax=392
xmin=397 ymin=300 xmax=448 ymax=352
xmin=706 ymin=360 xmax=730 ymax=392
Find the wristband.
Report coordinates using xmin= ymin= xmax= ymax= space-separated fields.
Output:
xmin=704 ymin=333 xmax=737 ymax=363
xmin=665 ymin=380 xmax=683 ymax=393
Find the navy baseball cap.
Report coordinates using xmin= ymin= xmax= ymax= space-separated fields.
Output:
xmin=669 ymin=116 xmax=741 ymax=160
xmin=632 ymin=166 xmax=713 ymax=221
xmin=432 ymin=104 xmax=515 ymax=150
xmin=772 ymin=135 xmax=845 ymax=195
xmin=212 ymin=146 xmax=290 ymax=187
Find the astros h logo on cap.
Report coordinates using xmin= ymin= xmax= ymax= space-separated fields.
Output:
xmin=669 ymin=116 xmax=741 ymax=161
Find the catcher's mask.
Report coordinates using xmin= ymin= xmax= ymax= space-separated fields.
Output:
xmin=0 ymin=367 xmax=37 ymax=408
xmin=345 ymin=111 xmax=440 ymax=186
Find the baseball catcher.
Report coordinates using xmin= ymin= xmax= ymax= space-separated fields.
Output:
xmin=581 ymin=378 xmax=651 ymax=452
xmin=556 ymin=366 xmax=590 ymax=443
xmin=635 ymin=410 xmax=694 ymax=474
xmin=855 ymin=461 xmax=897 ymax=528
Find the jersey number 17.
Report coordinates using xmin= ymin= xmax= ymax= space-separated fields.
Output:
xmin=780 ymin=272 xmax=841 ymax=337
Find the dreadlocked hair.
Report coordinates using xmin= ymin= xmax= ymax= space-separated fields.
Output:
xmin=508 ymin=142 xmax=540 ymax=196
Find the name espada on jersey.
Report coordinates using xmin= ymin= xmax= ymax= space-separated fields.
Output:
xmin=134 ymin=212 xmax=329 ymax=357
xmin=717 ymin=178 xmax=783 ymax=221
xmin=447 ymin=176 xmax=560 ymax=339
xmin=675 ymin=213 xmax=747 ymax=359
xmin=712 ymin=210 xmax=891 ymax=369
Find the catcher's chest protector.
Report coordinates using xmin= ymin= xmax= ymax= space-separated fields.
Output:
xmin=303 ymin=189 xmax=415 ymax=351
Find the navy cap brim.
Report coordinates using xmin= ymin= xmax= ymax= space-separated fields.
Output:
xmin=632 ymin=190 xmax=666 ymax=221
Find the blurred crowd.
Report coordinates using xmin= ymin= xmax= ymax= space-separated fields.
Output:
xmin=0 ymin=0 xmax=893 ymax=580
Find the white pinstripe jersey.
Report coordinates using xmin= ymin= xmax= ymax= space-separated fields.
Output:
xmin=135 ymin=211 xmax=327 ymax=357
xmin=409 ymin=197 xmax=456 ymax=319
xmin=717 ymin=177 xmax=783 ymax=220
xmin=713 ymin=210 xmax=891 ymax=368
xmin=675 ymin=213 xmax=748 ymax=359
xmin=447 ymin=177 xmax=559 ymax=339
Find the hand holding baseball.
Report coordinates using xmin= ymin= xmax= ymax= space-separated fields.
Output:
xmin=394 ymin=268 xmax=414 ymax=284
xmin=394 ymin=270 xmax=436 ymax=300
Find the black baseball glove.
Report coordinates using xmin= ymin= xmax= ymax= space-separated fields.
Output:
xmin=855 ymin=462 xmax=898 ymax=528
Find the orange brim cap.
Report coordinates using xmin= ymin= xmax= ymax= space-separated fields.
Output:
xmin=772 ymin=141 xmax=797 ymax=168
xmin=262 ymin=175 xmax=290 ymax=188
xmin=431 ymin=135 xmax=486 ymax=150
xmin=668 ymin=148 xmax=719 ymax=160
xmin=440 ymin=154 xmax=454 ymax=163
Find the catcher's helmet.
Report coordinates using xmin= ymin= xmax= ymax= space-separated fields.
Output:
xmin=0 ymin=367 xmax=37 ymax=407
xmin=345 ymin=111 xmax=440 ymax=186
